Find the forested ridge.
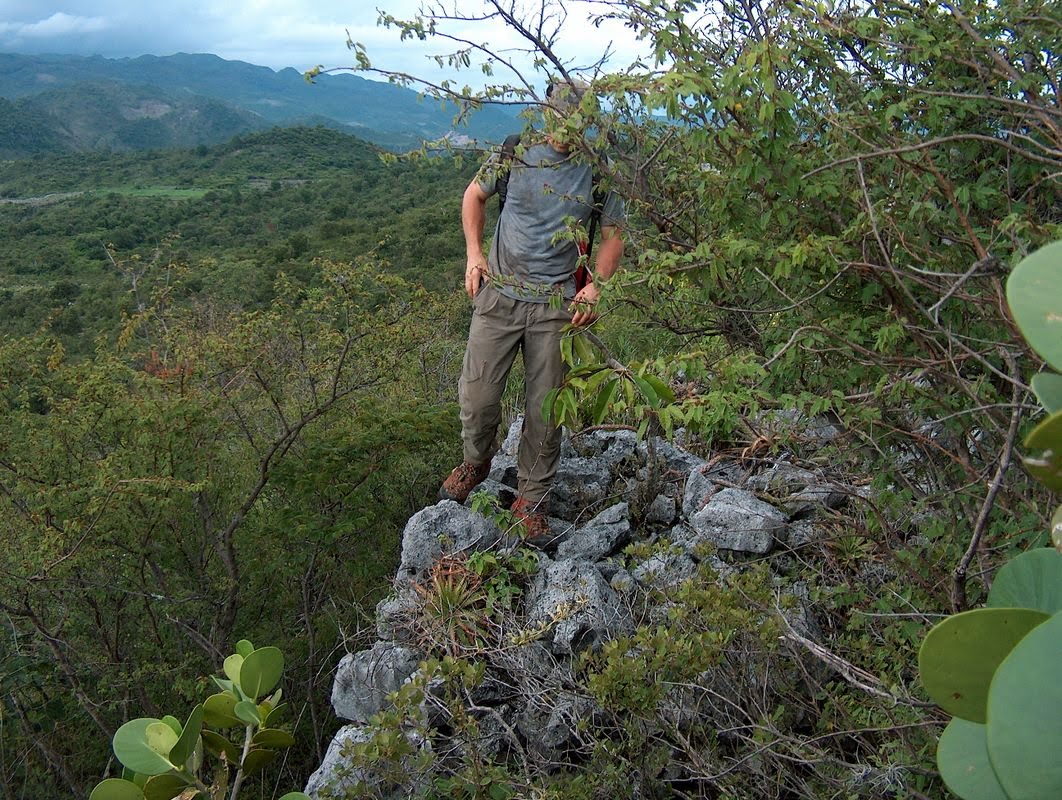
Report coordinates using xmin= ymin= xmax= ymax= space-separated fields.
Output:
xmin=2 ymin=0 xmax=1061 ymax=797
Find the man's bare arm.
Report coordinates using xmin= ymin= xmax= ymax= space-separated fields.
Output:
xmin=462 ymin=181 xmax=490 ymax=298
xmin=571 ymin=224 xmax=623 ymax=327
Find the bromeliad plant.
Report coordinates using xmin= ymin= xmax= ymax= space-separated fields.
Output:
xmin=89 ymin=640 xmax=309 ymax=800
xmin=917 ymin=241 xmax=1062 ymax=800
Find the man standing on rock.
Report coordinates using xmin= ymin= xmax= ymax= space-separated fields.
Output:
xmin=439 ymin=79 xmax=627 ymax=545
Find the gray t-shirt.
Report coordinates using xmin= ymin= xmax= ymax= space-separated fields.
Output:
xmin=477 ymin=140 xmax=627 ymax=302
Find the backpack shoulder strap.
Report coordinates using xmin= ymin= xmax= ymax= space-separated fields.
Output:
xmin=496 ymin=133 xmax=522 ymax=214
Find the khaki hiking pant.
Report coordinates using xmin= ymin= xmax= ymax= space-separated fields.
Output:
xmin=459 ymin=282 xmax=571 ymax=504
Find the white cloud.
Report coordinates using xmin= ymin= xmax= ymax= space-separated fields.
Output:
xmin=0 ymin=11 xmax=110 ymax=40
xmin=0 ymin=0 xmax=650 ymax=85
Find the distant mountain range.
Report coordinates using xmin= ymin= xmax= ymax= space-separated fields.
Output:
xmin=0 ymin=52 xmax=521 ymax=157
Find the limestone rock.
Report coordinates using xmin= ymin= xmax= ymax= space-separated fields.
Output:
xmin=331 ymin=642 xmax=422 ymax=723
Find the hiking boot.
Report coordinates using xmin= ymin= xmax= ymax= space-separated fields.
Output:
xmin=439 ymin=460 xmax=491 ymax=503
xmin=511 ymin=496 xmax=553 ymax=548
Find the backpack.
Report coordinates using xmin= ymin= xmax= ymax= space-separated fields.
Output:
xmin=495 ymin=133 xmax=605 ymax=292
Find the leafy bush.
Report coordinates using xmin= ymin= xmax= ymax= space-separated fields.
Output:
xmin=918 ymin=241 xmax=1062 ymax=799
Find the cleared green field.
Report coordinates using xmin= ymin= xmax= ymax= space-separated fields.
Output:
xmin=97 ymin=186 xmax=208 ymax=199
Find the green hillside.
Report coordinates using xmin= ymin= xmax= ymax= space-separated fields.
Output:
xmin=0 ymin=52 xmax=522 ymax=154
xmin=0 ymin=126 xmax=477 ymax=351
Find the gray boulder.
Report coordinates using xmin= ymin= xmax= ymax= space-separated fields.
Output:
xmin=556 ymin=502 xmax=631 ymax=562
xmin=525 ymin=558 xmax=634 ymax=655
xmin=644 ymin=493 xmax=678 ymax=526
xmin=548 ymin=457 xmax=613 ymax=521
xmin=305 ymin=724 xmax=428 ymax=799
xmin=681 ymin=461 xmax=746 ymax=520
xmin=398 ymin=501 xmax=508 ymax=579
xmin=632 ymin=549 xmax=699 ymax=590
xmin=331 ymin=642 xmax=422 ymax=723
xmin=683 ymin=488 xmax=787 ymax=554
xmin=516 ymin=688 xmax=597 ymax=762
xmin=640 ymin=436 xmax=707 ymax=478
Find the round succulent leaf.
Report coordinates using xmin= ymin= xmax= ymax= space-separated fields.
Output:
xmin=142 ymin=773 xmax=191 ymax=800
xmin=1023 ymin=410 xmax=1062 ymax=493
xmin=223 ymin=654 xmax=244 ymax=685
xmin=986 ymin=548 xmax=1062 ymax=613
xmin=199 ymin=730 xmax=240 ymax=765
xmin=234 ymin=699 xmax=262 ymax=725
xmin=265 ymin=702 xmax=288 ymax=727
xmin=987 ymin=610 xmax=1062 ymax=799
xmin=278 ymin=794 xmax=312 ymax=800
xmin=1032 ymin=372 xmax=1062 ymax=414
xmin=168 ymin=704 xmax=204 ymax=769
xmin=937 ymin=718 xmax=1009 ymax=800
xmin=159 ymin=716 xmax=182 ymax=736
xmin=89 ymin=778 xmax=146 ymax=800
xmin=235 ymin=639 xmax=255 ymax=658
xmin=120 ymin=767 xmax=147 ymax=787
xmin=113 ymin=719 xmax=177 ymax=776
xmin=239 ymin=647 xmax=284 ymax=700
xmin=1006 ymin=240 xmax=1062 ymax=371
xmin=240 ymin=748 xmax=278 ymax=776
xmin=144 ymin=722 xmax=179 ymax=757
xmin=918 ymin=607 xmax=1048 ymax=722
xmin=252 ymin=728 xmax=296 ymax=749
xmin=202 ymin=693 xmax=241 ymax=729
xmin=1053 ymin=505 xmax=1062 ymax=552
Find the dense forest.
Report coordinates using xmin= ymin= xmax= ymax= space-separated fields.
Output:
xmin=0 ymin=126 xmax=488 ymax=795
xmin=2 ymin=0 xmax=1061 ymax=797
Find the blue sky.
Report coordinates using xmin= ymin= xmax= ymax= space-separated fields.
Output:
xmin=0 ymin=0 xmax=648 ymax=87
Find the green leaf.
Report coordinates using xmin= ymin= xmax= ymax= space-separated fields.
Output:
xmin=987 ymin=548 xmax=1062 ymax=613
xmin=237 ymin=645 xmax=282 ymax=696
xmin=252 ymin=727 xmax=296 ymax=749
xmin=168 ymin=704 xmax=203 ymax=769
xmin=142 ymin=773 xmax=192 ymax=800
xmin=240 ymin=747 xmax=278 ymax=776
xmin=144 ymin=722 xmax=178 ymax=758
xmin=987 ymin=610 xmax=1062 ymax=798
xmin=202 ymin=693 xmax=241 ymax=728
xmin=633 ymin=375 xmax=660 ymax=408
xmin=592 ymin=379 xmax=619 ymax=425
xmin=264 ymin=702 xmax=288 ymax=727
xmin=200 ymin=730 xmax=240 ymax=765
xmin=573 ymin=333 xmax=593 ymax=364
xmin=642 ymin=374 xmax=675 ymax=405
xmin=234 ymin=699 xmax=262 ymax=725
xmin=541 ymin=387 xmax=560 ymax=425
xmin=560 ymin=334 xmax=574 ymax=366
xmin=235 ymin=639 xmax=255 ymax=658
xmin=278 ymin=794 xmax=312 ymax=800
xmin=223 ymin=654 xmax=244 ymax=685
xmin=159 ymin=716 xmax=181 ymax=736
xmin=112 ymin=719 xmax=177 ymax=776
xmin=936 ymin=718 xmax=1009 ymax=800
xmin=1031 ymin=372 xmax=1062 ymax=414
xmin=1023 ymin=410 xmax=1062 ymax=493
xmin=89 ymin=778 xmax=146 ymax=800
xmin=1006 ymin=241 xmax=1062 ymax=371
xmin=918 ymin=607 xmax=1048 ymax=722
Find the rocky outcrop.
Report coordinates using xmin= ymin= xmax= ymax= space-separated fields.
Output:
xmin=305 ymin=416 xmax=864 ymax=796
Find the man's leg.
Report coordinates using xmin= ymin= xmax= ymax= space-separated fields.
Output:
xmin=459 ymin=285 xmax=524 ymax=466
xmin=516 ymin=299 xmax=571 ymax=503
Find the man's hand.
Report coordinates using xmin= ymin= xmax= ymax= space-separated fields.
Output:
xmin=465 ymin=258 xmax=487 ymax=298
xmin=570 ymin=281 xmax=600 ymax=326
